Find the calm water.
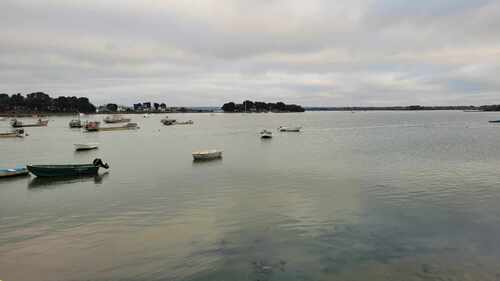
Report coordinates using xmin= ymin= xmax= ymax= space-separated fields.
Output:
xmin=1 ymin=111 xmax=500 ymax=281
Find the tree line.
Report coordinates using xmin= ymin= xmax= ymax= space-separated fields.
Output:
xmin=0 ymin=92 xmax=96 ymax=113
xmin=222 ymin=100 xmax=305 ymax=113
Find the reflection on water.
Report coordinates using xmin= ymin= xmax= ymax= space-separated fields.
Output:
xmin=1 ymin=112 xmax=500 ymax=281
xmin=28 ymin=172 xmax=109 ymax=188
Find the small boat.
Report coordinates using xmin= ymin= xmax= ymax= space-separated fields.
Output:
xmin=27 ymin=158 xmax=109 ymax=177
xmin=11 ymin=118 xmax=48 ymax=128
xmin=260 ymin=129 xmax=273 ymax=139
xmin=143 ymin=113 xmax=151 ymax=118
xmin=98 ymin=122 xmax=139 ymax=131
xmin=103 ymin=115 xmax=131 ymax=123
xmin=192 ymin=149 xmax=223 ymax=161
xmin=160 ymin=117 xmax=177 ymax=126
xmin=0 ymin=166 xmax=29 ymax=178
xmin=84 ymin=121 xmax=100 ymax=131
xmin=175 ymin=120 xmax=194 ymax=125
xmin=74 ymin=143 xmax=99 ymax=151
xmin=278 ymin=126 xmax=301 ymax=132
xmin=488 ymin=120 xmax=500 ymax=123
xmin=0 ymin=129 xmax=24 ymax=138
xmin=69 ymin=119 xmax=82 ymax=128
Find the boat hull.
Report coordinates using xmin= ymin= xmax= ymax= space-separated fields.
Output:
xmin=488 ymin=120 xmax=500 ymax=123
xmin=27 ymin=164 xmax=99 ymax=177
xmin=74 ymin=143 xmax=98 ymax=151
xmin=192 ymin=150 xmax=223 ymax=161
xmin=0 ymin=167 xmax=29 ymax=178
xmin=12 ymin=120 xmax=48 ymax=128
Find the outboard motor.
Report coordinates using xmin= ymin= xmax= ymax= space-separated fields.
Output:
xmin=93 ymin=158 xmax=109 ymax=169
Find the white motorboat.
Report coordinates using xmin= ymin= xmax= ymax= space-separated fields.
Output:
xmin=192 ymin=149 xmax=223 ymax=161
xmin=260 ymin=129 xmax=273 ymax=139
xmin=74 ymin=143 xmax=99 ymax=151
xmin=103 ymin=115 xmax=131 ymax=123
xmin=278 ymin=126 xmax=301 ymax=132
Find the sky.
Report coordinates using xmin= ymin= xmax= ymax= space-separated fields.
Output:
xmin=0 ymin=0 xmax=499 ymax=106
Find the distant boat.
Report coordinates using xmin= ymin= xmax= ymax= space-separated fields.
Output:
xmin=11 ymin=118 xmax=48 ymax=128
xmin=143 ymin=113 xmax=151 ymax=118
xmin=260 ymin=129 xmax=273 ymax=139
xmin=488 ymin=120 xmax=500 ymax=123
xmin=0 ymin=166 xmax=29 ymax=178
xmin=192 ymin=149 xmax=223 ymax=161
xmin=0 ymin=129 xmax=24 ymax=138
xmin=84 ymin=121 xmax=100 ymax=131
xmin=27 ymin=158 xmax=109 ymax=177
xmin=103 ymin=115 xmax=131 ymax=123
xmin=160 ymin=117 xmax=177 ymax=126
xmin=69 ymin=119 xmax=82 ymax=128
xmin=74 ymin=143 xmax=99 ymax=151
xmin=175 ymin=120 xmax=194 ymax=125
xmin=278 ymin=126 xmax=301 ymax=132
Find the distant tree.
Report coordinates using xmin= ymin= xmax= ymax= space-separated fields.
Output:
xmin=153 ymin=102 xmax=160 ymax=111
xmin=242 ymin=100 xmax=254 ymax=111
xmin=254 ymin=101 xmax=267 ymax=112
xmin=77 ymin=97 xmax=96 ymax=113
xmin=106 ymin=103 xmax=118 ymax=112
xmin=26 ymin=92 xmax=52 ymax=111
xmin=222 ymin=102 xmax=236 ymax=112
xmin=10 ymin=93 xmax=25 ymax=108
xmin=160 ymin=103 xmax=167 ymax=110
xmin=142 ymin=102 xmax=151 ymax=109
xmin=179 ymin=107 xmax=187 ymax=113
xmin=275 ymin=102 xmax=286 ymax=111
xmin=0 ymin=93 xmax=10 ymax=111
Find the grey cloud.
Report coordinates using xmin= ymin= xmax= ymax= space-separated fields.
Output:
xmin=0 ymin=0 xmax=499 ymax=106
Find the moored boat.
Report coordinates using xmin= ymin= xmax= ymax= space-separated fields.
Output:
xmin=488 ymin=120 xmax=500 ymax=123
xmin=103 ymin=115 xmax=131 ymax=124
xmin=160 ymin=117 xmax=177 ymax=125
xmin=84 ymin=121 xmax=100 ymax=131
xmin=260 ymin=129 xmax=273 ymax=139
xmin=175 ymin=120 xmax=194 ymax=125
xmin=98 ymin=122 xmax=139 ymax=131
xmin=27 ymin=158 xmax=109 ymax=177
xmin=0 ymin=166 xmax=29 ymax=178
xmin=192 ymin=149 xmax=223 ymax=161
xmin=11 ymin=118 xmax=48 ymax=128
xmin=0 ymin=129 xmax=24 ymax=138
xmin=278 ymin=126 xmax=301 ymax=132
xmin=74 ymin=143 xmax=99 ymax=151
xmin=69 ymin=119 xmax=82 ymax=128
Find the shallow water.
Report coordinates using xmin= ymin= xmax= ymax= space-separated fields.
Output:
xmin=1 ymin=111 xmax=500 ymax=281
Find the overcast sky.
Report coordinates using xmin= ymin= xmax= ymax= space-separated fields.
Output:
xmin=1 ymin=0 xmax=499 ymax=106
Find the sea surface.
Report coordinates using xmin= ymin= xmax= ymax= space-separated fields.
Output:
xmin=1 ymin=111 xmax=500 ymax=281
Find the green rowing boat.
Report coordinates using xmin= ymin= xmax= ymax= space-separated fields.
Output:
xmin=27 ymin=158 xmax=109 ymax=177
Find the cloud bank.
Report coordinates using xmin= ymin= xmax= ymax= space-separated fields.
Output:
xmin=1 ymin=0 xmax=499 ymax=106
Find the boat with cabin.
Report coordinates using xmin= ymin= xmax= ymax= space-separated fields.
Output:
xmin=103 ymin=115 xmax=131 ymax=124
xmin=27 ymin=158 xmax=109 ymax=177
xmin=69 ymin=119 xmax=82 ymax=128
xmin=0 ymin=166 xmax=29 ymax=178
xmin=11 ymin=118 xmax=48 ymax=128
xmin=192 ymin=149 xmax=223 ymax=161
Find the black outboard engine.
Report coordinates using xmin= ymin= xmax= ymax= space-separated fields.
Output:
xmin=93 ymin=158 xmax=109 ymax=169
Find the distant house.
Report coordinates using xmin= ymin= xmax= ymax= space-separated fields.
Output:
xmin=142 ymin=102 xmax=152 ymax=111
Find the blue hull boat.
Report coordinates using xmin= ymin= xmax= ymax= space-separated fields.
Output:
xmin=0 ymin=167 xmax=29 ymax=178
